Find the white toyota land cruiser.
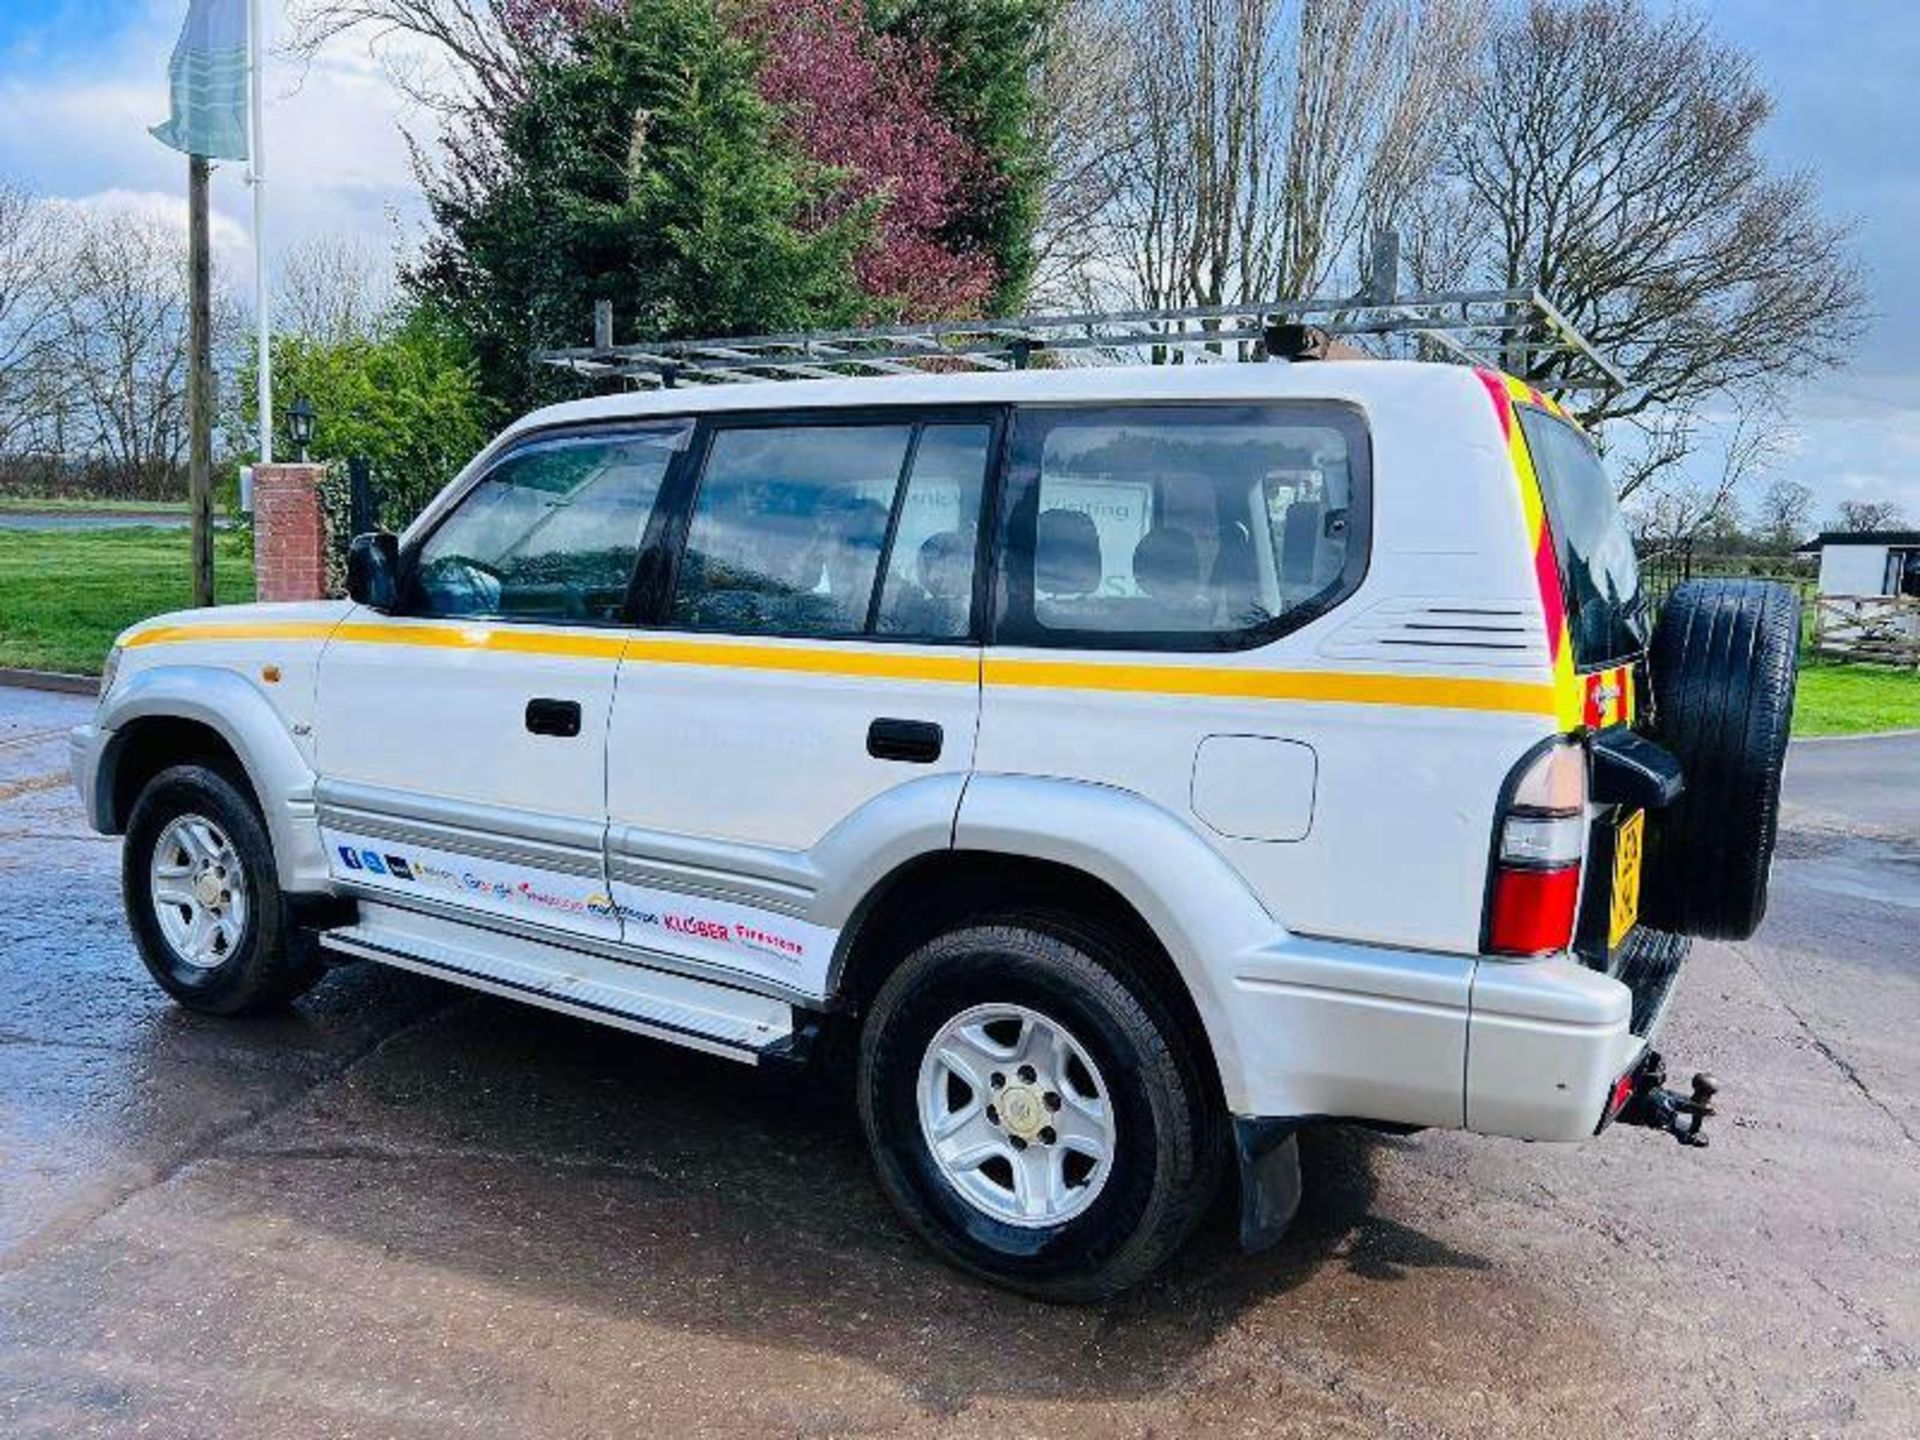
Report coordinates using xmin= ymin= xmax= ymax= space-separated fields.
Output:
xmin=72 ymin=359 xmax=1798 ymax=1300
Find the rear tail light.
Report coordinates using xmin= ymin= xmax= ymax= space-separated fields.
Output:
xmin=1485 ymin=738 xmax=1587 ymax=957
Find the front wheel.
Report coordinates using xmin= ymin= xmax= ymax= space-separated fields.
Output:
xmin=856 ymin=919 xmax=1222 ymax=1301
xmin=123 ymin=763 xmax=322 ymax=1014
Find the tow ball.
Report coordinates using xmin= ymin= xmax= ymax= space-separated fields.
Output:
xmin=1616 ymin=1051 xmax=1718 ymax=1147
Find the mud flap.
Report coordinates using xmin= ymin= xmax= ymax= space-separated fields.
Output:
xmin=1233 ymin=1117 xmax=1304 ymax=1252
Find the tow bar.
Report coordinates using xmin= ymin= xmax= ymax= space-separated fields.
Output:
xmin=1615 ymin=1051 xmax=1718 ymax=1147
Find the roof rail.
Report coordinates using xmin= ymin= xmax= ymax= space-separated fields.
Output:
xmin=535 ymin=285 xmax=1626 ymax=399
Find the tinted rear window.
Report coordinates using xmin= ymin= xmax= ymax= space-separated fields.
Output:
xmin=1517 ymin=408 xmax=1646 ymax=666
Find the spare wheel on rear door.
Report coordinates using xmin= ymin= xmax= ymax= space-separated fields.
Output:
xmin=1639 ymin=578 xmax=1801 ymax=941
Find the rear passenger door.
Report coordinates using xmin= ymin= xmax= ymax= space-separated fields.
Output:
xmin=603 ymin=409 xmax=998 ymax=995
xmin=974 ymin=401 xmax=1392 ymax=932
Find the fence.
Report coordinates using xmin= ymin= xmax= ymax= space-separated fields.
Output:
xmin=1812 ymin=595 xmax=1920 ymax=667
xmin=1637 ymin=544 xmax=1816 ymax=628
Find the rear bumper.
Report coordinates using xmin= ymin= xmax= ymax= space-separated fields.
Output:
xmin=1465 ymin=956 xmax=1639 ymax=1141
xmin=1224 ymin=933 xmax=1644 ymax=1144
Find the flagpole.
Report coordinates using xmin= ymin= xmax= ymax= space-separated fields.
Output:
xmin=249 ymin=0 xmax=270 ymax=465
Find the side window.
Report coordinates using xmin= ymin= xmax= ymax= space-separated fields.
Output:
xmin=1897 ymin=550 xmax=1920 ymax=599
xmin=1000 ymin=403 xmax=1369 ymax=648
xmin=407 ymin=426 xmax=687 ymax=623
xmin=672 ymin=420 xmax=990 ymax=639
xmin=876 ymin=424 xmax=990 ymax=637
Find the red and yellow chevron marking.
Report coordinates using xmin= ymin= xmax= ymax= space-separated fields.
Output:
xmin=1478 ymin=369 xmax=1583 ymax=731
xmin=1580 ymin=663 xmax=1636 ymax=729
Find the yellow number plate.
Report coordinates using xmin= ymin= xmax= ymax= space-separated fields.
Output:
xmin=1609 ymin=809 xmax=1645 ymax=948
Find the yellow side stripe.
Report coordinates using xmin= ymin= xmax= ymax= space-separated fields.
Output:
xmin=126 ymin=621 xmax=338 ymax=648
xmin=123 ymin=620 xmax=1558 ymax=716
xmin=984 ymin=657 xmax=1555 ymax=715
xmin=334 ymin=621 xmax=627 ymax=661
xmin=626 ymin=635 xmax=978 ymax=684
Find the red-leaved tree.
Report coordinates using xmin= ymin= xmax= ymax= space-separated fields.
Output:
xmin=738 ymin=0 xmax=997 ymax=318
xmin=500 ymin=0 xmax=625 ymax=64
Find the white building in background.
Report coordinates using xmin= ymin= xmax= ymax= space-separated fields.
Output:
xmin=1798 ymin=531 xmax=1920 ymax=599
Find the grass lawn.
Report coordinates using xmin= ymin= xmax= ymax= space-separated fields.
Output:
xmin=0 ymin=526 xmax=254 ymax=675
xmin=1794 ymin=659 xmax=1920 ymax=737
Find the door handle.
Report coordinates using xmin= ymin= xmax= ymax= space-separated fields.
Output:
xmin=525 ymin=698 xmax=582 ymax=738
xmin=868 ymin=718 xmax=943 ymax=764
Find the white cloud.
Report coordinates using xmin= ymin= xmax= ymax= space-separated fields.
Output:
xmin=0 ymin=1 xmax=434 ymax=286
xmin=46 ymin=187 xmax=252 ymax=265
xmin=1622 ymin=377 xmax=1920 ymax=531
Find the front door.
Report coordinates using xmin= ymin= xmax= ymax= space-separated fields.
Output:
xmin=603 ymin=410 xmax=996 ymax=995
xmin=314 ymin=423 xmax=688 ymax=942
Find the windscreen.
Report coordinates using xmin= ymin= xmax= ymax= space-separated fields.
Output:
xmin=1517 ymin=408 xmax=1647 ymax=667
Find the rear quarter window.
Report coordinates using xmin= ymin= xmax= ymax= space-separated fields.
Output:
xmin=1516 ymin=408 xmax=1647 ymax=667
xmin=996 ymin=402 xmax=1371 ymax=651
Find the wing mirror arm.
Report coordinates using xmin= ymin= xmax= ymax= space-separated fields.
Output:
xmin=346 ymin=531 xmax=400 ymax=612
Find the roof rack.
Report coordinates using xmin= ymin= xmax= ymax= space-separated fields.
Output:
xmin=537 ymin=282 xmax=1626 ymax=401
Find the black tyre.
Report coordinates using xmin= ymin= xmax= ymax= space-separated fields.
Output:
xmin=123 ymin=764 xmax=323 ymax=1014
xmin=1641 ymin=579 xmax=1801 ymax=940
xmin=857 ymin=918 xmax=1222 ymax=1302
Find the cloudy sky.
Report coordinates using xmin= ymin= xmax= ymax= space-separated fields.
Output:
xmin=1 ymin=0 xmax=1915 ymax=528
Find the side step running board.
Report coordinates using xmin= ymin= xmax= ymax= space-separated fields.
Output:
xmin=323 ymin=903 xmax=794 ymax=1064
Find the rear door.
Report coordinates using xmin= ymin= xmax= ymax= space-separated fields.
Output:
xmin=602 ymin=408 xmax=998 ymax=995
xmin=1511 ymin=404 xmax=1654 ymax=957
xmin=1513 ymin=405 xmax=1648 ymax=728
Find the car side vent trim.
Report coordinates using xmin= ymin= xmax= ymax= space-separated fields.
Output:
xmin=1320 ymin=597 xmax=1547 ymax=668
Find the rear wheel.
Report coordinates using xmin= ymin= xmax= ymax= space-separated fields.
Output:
xmin=123 ymin=764 xmax=323 ymax=1014
xmin=1641 ymin=578 xmax=1801 ymax=940
xmin=857 ymin=918 xmax=1221 ymax=1301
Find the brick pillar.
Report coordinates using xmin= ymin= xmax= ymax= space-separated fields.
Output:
xmin=252 ymin=463 xmax=329 ymax=602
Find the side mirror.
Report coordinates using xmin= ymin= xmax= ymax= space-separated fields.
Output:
xmin=346 ymin=531 xmax=399 ymax=611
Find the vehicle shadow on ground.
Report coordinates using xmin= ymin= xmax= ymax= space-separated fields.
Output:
xmin=206 ymin=970 xmax=1494 ymax=1410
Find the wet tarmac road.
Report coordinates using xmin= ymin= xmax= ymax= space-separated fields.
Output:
xmin=0 ymin=514 xmax=194 ymax=532
xmin=2 ymin=685 xmax=1916 ymax=1437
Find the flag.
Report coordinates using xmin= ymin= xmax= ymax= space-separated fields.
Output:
xmin=150 ymin=0 xmax=251 ymax=161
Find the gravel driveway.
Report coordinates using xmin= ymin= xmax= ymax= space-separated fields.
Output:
xmin=1 ymin=686 xmax=1915 ymax=1437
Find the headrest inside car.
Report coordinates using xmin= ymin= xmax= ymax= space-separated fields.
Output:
xmin=1037 ymin=509 xmax=1103 ymax=596
xmin=1132 ymin=526 xmax=1202 ymax=599
xmin=918 ymin=531 xmax=971 ymax=600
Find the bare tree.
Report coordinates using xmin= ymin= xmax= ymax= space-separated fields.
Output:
xmin=1421 ymin=0 xmax=1864 ymax=436
xmin=1276 ymin=0 xmax=1485 ymax=296
xmin=286 ymin=1 xmax=618 ymax=117
xmin=1624 ymin=399 xmax=1782 ymax=554
xmin=1754 ymin=476 xmax=1814 ymax=552
xmin=1028 ymin=0 xmax=1141 ymax=305
xmin=1098 ymin=0 xmax=1283 ymax=313
xmin=1056 ymin=0 xmax=1482 ymax=317
xmin=0 ymin=181 xmax=64 ymax=456
xmin=278 ymin=233 xmax=401 ymax=343
xmin=50 ymin=211 xmax=241 ymax=485
xmin=1830 ymin=499 xmax=1908 ymax=534
xmin=289 ymin=1 xmax=521 ymax=116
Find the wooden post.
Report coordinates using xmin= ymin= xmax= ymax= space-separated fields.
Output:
xmin=187 ymin=155 xmax=215 ymax=608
